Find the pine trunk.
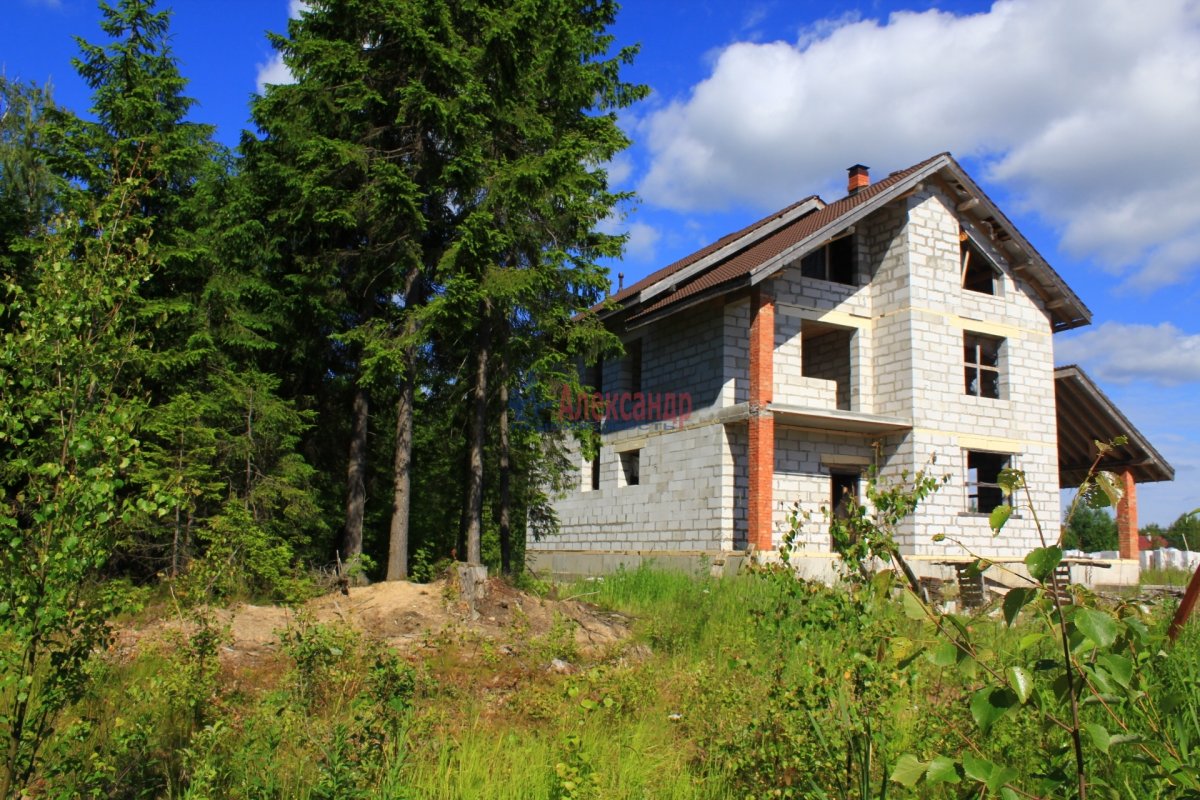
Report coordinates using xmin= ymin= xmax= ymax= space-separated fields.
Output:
xmin=498 ymin=351 xmax=512 ymax=575
xmin=386 ymin=264 xmax=422 ymax=581
xmin=387 ymin=364 xmax=413 ymax=581
xmin=342 ymin=387 xmax=369 ymax=571
xmin=464 ymin=303 xmax=491 ymax=566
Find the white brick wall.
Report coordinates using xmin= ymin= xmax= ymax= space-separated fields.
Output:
xmin=535 ymin=182 xmax=1064 ymax=565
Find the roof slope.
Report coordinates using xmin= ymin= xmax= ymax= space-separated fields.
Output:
xmin=606 ymin=195 xmax=821 ymax=307
xmin=608 ymin=153 xmax=1090 ymax=331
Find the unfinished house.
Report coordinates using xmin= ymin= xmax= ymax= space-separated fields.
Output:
xmin=528 ymin=153 xmax=1173 ymax=586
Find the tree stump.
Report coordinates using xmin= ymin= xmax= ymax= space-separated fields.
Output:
xmin=455 ymin=563 xmax=488 ymax=618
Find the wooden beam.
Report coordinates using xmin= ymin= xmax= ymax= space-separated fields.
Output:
xmin=1169 ymin=565 xmax=1200 ymax=642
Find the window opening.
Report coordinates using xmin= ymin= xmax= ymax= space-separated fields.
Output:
xmin=967 ymin=451 xmax=1010 ymax=513
xmin=619 ymin=449 xmax=640 ymax=487
xmin=964 ymin=333 xmax=1002 ymax=399
xmin=800 ymin=234 xmax=855 ymax=285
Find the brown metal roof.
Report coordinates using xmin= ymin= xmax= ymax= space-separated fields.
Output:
xmin=628 ymin=154 xmax=946 ymax=323
xmin=605 ymin=195 xmax=821 ymax=307
xmin=1054 ymin=365 xmax=1174 ymax=487
xmin=610 ymin=152 xmax=1090 ymax=332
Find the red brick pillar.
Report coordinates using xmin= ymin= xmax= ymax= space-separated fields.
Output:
xmin=1116 ymin=469 xmax=1138 ymax=560
xmin=748 ymin=285 xmax=775 ymax=552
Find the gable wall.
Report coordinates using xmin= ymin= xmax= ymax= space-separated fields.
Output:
xmin=890 ymin=185 xmax=1061 ymax=558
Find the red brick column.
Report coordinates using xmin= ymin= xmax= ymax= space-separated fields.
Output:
xmin=748 ymin=285 xmax=775 ymax=552
xmin=1116 ymin=469 xmax=1138 ymax=560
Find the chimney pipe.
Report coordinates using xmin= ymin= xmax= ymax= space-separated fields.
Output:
xmin=847 ymin=164 xmax=870 ymax=195
xmin=618 ymin=272 xmax=625 ymax=291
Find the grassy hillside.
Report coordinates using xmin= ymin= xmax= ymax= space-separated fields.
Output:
xmin=24 ymin=566 xmax=1200 ymax=798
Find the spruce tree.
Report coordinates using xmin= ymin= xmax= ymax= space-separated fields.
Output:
xmin=46 ymin=0 xmax=321 ymax=585
xmin=441 ymin=0 xmax=645 ymax=565
xmin=246 ymin=0 xmax=467 ymax=577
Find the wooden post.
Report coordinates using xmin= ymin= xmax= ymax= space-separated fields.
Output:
xmin=1168 ymin=564 xmax=1200 ymax=643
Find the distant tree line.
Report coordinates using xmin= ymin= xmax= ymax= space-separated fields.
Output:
xmin=1062 ymin=505 xmax=1200 ymax=553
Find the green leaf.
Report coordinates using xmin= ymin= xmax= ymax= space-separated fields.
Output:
xmin=1075 ymin=608 xmax=1119 ymax=649
xmin=926 ymin=755 xmax=960 ymax=785
xmin=998 ymin=467 xmax=1025 ymax=495
xmin=1124 ymin=616 xmax=1149 ymax=643
xmin=989 ymin=504 xmax=1013 ymax=533
xmin=929 ymin=641 xmax=958 ymax=667
xmin=1025 ymin=546 xmax=1063 ymax=583
xmin=962 ymin=753 xmax=1018 ymax=793
xmin=970 ymin=686 xmax=1018 ymax=734
xmin=890 ymin=754 xmax=927 ymax=787
xmin=1084 ymin=722 xmax=1111 ymax=754
xmin=1085 ymin=663 xmax=1117 ymax=695
xmin=1109 ymin=733 xmax=1142 ymax=748
xmin=1003 ymin=587 xmax=1038 ymax=626
xmin=1007 ymin=665 xmax=1034 ymax=704
xmin=902 ymin=590 xmax=927 ymax=621
xmin=1098 ymin=653 xmax=1133 ymax=689
xmin=1092 ymin=471 xmax=1124 ymax=508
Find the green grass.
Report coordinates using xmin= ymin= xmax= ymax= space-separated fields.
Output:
xmin=1140 ymin=565 xmax=1195 ymax=586
xmin=17 ymin=564 xmax=1200 ymax=798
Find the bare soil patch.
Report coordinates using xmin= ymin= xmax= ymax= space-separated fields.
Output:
xmin=114 ymin=577 xmax=631 ymax=666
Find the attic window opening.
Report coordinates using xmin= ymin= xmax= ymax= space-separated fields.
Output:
xmin=800 ymin=234 xmax=855 ymax=285
xmin=961 ymin=232 xmax=999 ymax=295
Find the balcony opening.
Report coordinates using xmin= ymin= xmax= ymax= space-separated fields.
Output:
xmin=801 ymin=323 xmax=854 ymax=411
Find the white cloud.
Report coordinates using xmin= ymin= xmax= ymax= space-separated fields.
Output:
xmin=255 ymin=54 xmax=293 ymax=94
xmin=604 ymin=154 xmax=633 ymax=188
xmin=624 ymin=222 xmax=661 ymax=263
xmin=254 ymin=1 xmax=311 ymax=94
xmin=1056 ymin=322 xmax=1200 ymax=386
xmin=638 ymin=0 xmax=1200 ymax=288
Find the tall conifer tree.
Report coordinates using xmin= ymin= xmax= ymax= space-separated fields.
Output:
xmin=246 ymin=0 xmax=466 ymax=576
xmin=442 ymin=0 xmax=645 ymax=565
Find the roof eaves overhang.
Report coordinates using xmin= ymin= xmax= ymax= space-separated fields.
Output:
xmin=636 ymin=196 xmax=825 ymax=305
xmin=1054 ymin=364 xmax=1174 ymax=487
xmin=940 ymin=162 xmax=1091 ymax=332
xmin=625 ymin=276 xmax=749 ymax=331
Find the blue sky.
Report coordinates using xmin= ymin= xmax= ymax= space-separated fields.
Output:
xmin=5 ymin=0 xmax=1199 ymax=526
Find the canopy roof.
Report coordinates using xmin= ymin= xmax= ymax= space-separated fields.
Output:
xmin=1055 ymin=365 xmax=1174 ymax=487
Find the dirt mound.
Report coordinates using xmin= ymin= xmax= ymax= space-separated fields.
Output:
xmin=118 ymin=577 xmax=631 ymax=665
